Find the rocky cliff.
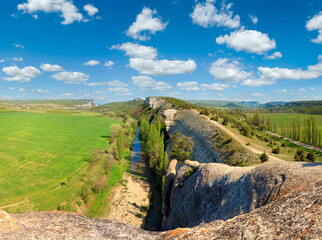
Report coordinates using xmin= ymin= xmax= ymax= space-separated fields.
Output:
xmin=145 ymin=97 xmax=172 ymax=110
xmin=165 ymin=110 xmax=258 ymax=165
xmin=162 ymin=160 xmax=322 ymax=231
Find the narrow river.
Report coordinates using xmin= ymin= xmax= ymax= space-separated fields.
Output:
xmin=130 ymin=129 xmax=163 ymax=231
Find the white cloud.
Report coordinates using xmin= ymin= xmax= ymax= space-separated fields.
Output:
xmin=0 ymin=59 xmax=5 ymax=63
xmin=209 ymin=58 xmax=251 ymax=83
xmin=84 ymin=4 xmax=98 ymax=16
xmin=275 ymin=89 xmax=287 ymax=94
xmin=309 ymin=87 xmax=315 ymax=90
xmin=126 ymin=7 xmax=168 ymax=41
xmin=176 ymin=81 xmax=199 ymax=91
xmin=107 ymin=79 xmax=128 ymax=87
xmin=200 ymin=83 xmax=229 ymax=91
xmin=216 ymin=28 xmax=276 ymax=54
xmin=131 ymin=75 xmax=171 ymax=91
xmin=2 ymin=66 xmax=41 ymax=82
xmin=83 ymin=60 xmax=100 ymax=66
xmin=18 ymin=88 xmax=27 ymax=92
xmin=111 ymin=42 xmax=157 ymax=59
xmin=129 ymin=58 xmax=196 ymax=76
xmin=9 ymin=87 xmax=16 ymax=90
xmin=306 ymin=11 xmax=322 ymax=44
xmin=104 ymin=61 xmax=114 ymax=67
xmin=51 ymin=71 xmax=89 ymax=84
xmin=60 ymin=92 xmax=73 ymax=97
xmin=18 ymin=0 xmax=83 ymax=25
xmin=37 ymin=89 xmax=50 ymax=94
xmin=251 ymin=93 xmax=265 ymax=97
xmin=12 ymin=57 xmax=23 ymax=61
xmin=191 ymin=0 xmax=240 ymax=29
xmin=40 ymin=63 xmax=63 ymax=72
xmin=263 ymin=51 xmax=282 ymax=60
xmin=14 ymin=43 xmax=24 ymax=49
xmin=242 ymin=61 xmax=322 ymax=87
xmin=318 ymin=54 xmax=322 ymax=60
xmin=298 ymin=88 xmax=306 ymax=92
xmin=106 ymin=87 xmax=132 ymax=96
xmin=249 ymin=15 xmax=258 ymax=24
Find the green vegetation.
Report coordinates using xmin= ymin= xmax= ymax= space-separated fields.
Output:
xmin=170 ymin=131 xmax=193 ymax=161
xmin=260 ymin=152 xmax=268 ymax=162
xmin=92 ymin=100 xmax=144 ymax=116
xmin=0 ymin=111 xmax=138 ymax=218
xmin=5 ymin=99 xmax=94 ymax=107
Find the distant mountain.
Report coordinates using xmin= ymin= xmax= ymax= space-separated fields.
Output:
xmin=4 ymin=99 xmax=97 ymax=109
xmin=188 ymin=100 xmax=261 ymax=108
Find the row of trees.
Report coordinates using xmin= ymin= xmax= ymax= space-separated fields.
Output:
xmin=140 ymin=116 xmax=169 ymax=185
xmin=251 ymin=110 xmax=321 ymax=147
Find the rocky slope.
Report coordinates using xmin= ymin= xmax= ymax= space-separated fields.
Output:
xmin=162 ymin=160 xmax=322 ymax=231
xmin=165 ymin=110 xmax=258 ymax=165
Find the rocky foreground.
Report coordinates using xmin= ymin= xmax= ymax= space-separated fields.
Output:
xmin=1 ymin=161 xmax=321 ymax=239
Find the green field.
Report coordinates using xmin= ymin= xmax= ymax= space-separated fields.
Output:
xmin=247 ymin=113 xmax=322 ymax=135
xmin=0 ymin=112 xmax=121 ymax=211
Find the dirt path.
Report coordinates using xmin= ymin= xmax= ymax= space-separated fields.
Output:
xmin=266 ymin=131 xmax=322 ymax=153
xmin=102 ymin=172 xmax=149 ymax=228
xmin=203 ymin=115 xmax=283 ymax=162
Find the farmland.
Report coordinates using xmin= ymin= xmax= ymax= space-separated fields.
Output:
xmin=0 ymin=111 xmax=122 ymax=214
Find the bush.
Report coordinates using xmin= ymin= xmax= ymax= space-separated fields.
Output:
xmin=306 ymin=152 xmax=316 ymax=162
xmin=272 ymin=146 xmax=280 ymax=154
xmin=294 ymin=149 xmax=306 ymax=162
xmin=281 ymin=142 xmax=286 ymax=147
xmin=260 ymin=152 xmax=268 ymax=162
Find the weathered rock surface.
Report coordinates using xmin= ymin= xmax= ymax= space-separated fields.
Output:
xmin=167 ymin=110 xmax=258 ymax=164
xmin=145 ymin=97 xmax=172 ymax=110
xmin=162 ymin=161 xmax=322 ymax=231
xmin=0 ymin=211 xmax=156 ymax=240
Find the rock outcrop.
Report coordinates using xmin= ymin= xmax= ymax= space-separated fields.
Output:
xmin=145 ymin=97 xmax=172 ymax=110
xmin=167 ymin=110 xmax=258 ymax=164
xmin=162 ymin=161 xmax=322 ymax=231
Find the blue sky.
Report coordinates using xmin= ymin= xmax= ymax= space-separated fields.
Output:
xmin=0 ymin=0 xmax=321 ymax=104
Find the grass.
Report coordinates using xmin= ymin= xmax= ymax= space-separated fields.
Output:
xmin=0 ymin=111 xmax=122 ymax=212
xmin=247 ymin=113 xmax=322 ymax=136
xmin=5 ymin=99 xmax=93 ymax=107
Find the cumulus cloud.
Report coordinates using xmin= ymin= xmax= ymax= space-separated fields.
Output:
xmin=60 ymin=92 xmax=73 ymax=97
xmin=83 ymin=60 xmax=100 ymax=66
xmin=40 ymin=63 xmax=63 ymax=72
xmin=51 ymin=71 xmax=89 ymax=84
xmin=216 ymin=28 xmax=276 ymax=54
xmin=176 ymin=81 xmax=199 ymax=91
xmin=126 ymin=7 xmax=168 ymax=41
xmin=106 ymin=87 xmax=132 ymax=96
xmin=263 ymin=51 xmax=282 ymax=60
xmin=2 ymin=65 xmax=41 ymax=82
xmin=12 ymin=57 xmax=23 ymax=62
xmin=251 ymin=93 xmax=265 ymax=97
xmin=209 ymin=58 xmax=251 ymax=83
xmin=242 ymin=61 xmax=322 ymax=87
xmin=191 ymin=0 xmax=240 ymax=29
xmin=131 ymin=75 xmax=171 ymax=91
xmin=0 ymin=59 xmax=5 ymax=63
xmin=84 ymin=4 xmax=98 ymax=16
xmin=18 ymin=88 xmax=27 ymax=92
xmin=200 ymin=83 xmax=229 ymax=91
xmin=111 ymin=42 xmax=157 ymax=59
xmin=129 ymin=58 xmax=196 ymax=76
xmin=275 ymin=89 xmax=287 ymax=94
xmin=104 ymin=61 xmax=114 ymax=67
xmin=107 ymin=79 xmax=129 ymax=87
xmin=37 ymin=89 xmax=50 ymax=94
xmin=14 ymin=43 xmax=25 ymax=49
xmin=306 ymin=11 xmax=322 ymax=44
xmin=18 ymin=0 xmax=83 ymax=25
xmin=249 ymin=15 xmax=258 ymax=24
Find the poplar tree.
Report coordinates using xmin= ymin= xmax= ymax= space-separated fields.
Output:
xmin=117 ymin=129 xmax=124 ymax=160
xmin=297 ymin=114 xmax=301 ymax=141
xmin=266 ymin=113 xmax=271 ymax=131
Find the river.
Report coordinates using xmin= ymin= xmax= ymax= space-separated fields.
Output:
xmin=130 ymin=129 xmax=163 ymax=231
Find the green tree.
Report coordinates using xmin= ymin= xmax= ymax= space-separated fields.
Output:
xmin=252 ymin=109 xmax=260 ymax=126
xmin=117 ymin=129 xmax=124 ymax=160
xmin=266 ymin=113 xmax=271 ymax=131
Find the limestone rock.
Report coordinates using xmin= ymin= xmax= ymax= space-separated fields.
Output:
xmin=184 ymin=160 xmax=200 ymax=168
xmin=161 ymin=161 xmax=322 ymax=231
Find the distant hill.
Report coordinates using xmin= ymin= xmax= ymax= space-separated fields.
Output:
xmin=188 ymin=100 xmax=261 ymax=108
xmin=3 ymin=99 xmax=97 ymax=109
xmin=92 ymin=99 xmax=144 ymax=114
xmin=283 ymin=101 xmax=322 ymax=114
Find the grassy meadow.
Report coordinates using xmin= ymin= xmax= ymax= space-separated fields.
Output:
xmin=0 ymin=111 xmax=122 ymax=213
xmin=247 ymin=112 xmax=322 ymax=136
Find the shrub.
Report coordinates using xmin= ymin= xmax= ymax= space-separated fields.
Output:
xmin=294 ymin=149 xmax=306 ymax=162
xmin=281 ymin=142 xmax=286 ymax=147
xmin=260 ymin=152 xmax=268 ymax=162
xmin=306 ymin=152 xmax=316 ymax=162
xmin=272 ymin=146 xmax=280 ymax=154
